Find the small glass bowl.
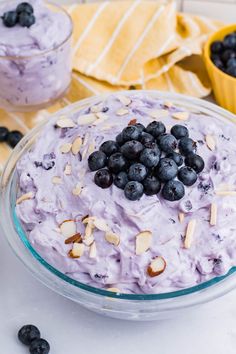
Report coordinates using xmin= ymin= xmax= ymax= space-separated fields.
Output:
xmin=1 ymin=91 xmax=236 ymax=321
xmin=0 ymin=1 xmax=73 ymax=112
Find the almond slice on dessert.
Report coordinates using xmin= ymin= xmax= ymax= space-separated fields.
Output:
xmin=164 ymin=101 xmax=173 ymax=108
xmin=105 ymin=232 xmax=120 ymax=246
xmin=128 ymin=118 xmax=137 ymax=125
xmin=116 ymin=108 xmax=129 ymax=116
xmin=72 ymin=183 xmax=82 ymax=196
xmin=64 ymin=164 xmax=72 ymax=175
xmin=56 ymin=117 xmax=76 ymax=128
xmin=107 ymin=287 xmax=120 ymax=293
xmin=82 ymin=133 xmax=89 ymax=147
xmin=150 ymin=109 xmax=169 ymax=119
xmin=83 ymin=235 xmax=94 ymax=246
xmin=135 ymin=231 xmax=152 ymax=255
xmin=16 ymin=192 xmax=34 ymax=205
xmin=117 ymin=95 xmax=131 ymax=106
xmin=147 ymin=256 xmax=166 ymax=277
xmin=178 ymin=212 xmax=185 ymax=223
xmin=68 ymin=243 xmax=85 ymax=258
xmin=172 ymin=111 xmax=189 ymax=121
xmin=71 ymin=136 xmax=82 ymax=155
xmin=210 ymin=203 xmax=217 ymax=226
xmin=60 ymin=220 xmax=77 ymax=238
xmin=93 ymin=217 xmax=110 ymax=232
xmin=78 ymin=113 xmax=97 ymax=125
xmin=184 ymin=219 xmax=196 ymax=249
xmin=64 ymin=233 xmax=82 ymax=244
xmin=88 ymin=142 xmax=95 ymax=155
xmin=90 ymin=102 xmax=104 ymax=113
xmin=52 ymin=176 xmax=63 ymax=185
xmin=205 ymin=135 xmax=216 ymax=151
xmin=84 ymin=223 xmax=94 ymax=239
xmin=215 ymin=190 xmax=236 ymax=196
xmin=60 ymin=143 xmax=72 ymax=154
xmin=89 ymin=242 xmax=97 ymax=258
xmin=95 ymin=112 xmax=109 ymax=120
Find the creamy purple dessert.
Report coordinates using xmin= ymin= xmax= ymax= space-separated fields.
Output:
xmin=16 ymin=92 xmax=236 ymax=294
xmin=0 ymin=0 xmax=72 ymax=111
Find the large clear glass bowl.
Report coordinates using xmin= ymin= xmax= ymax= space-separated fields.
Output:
xmin=1 ymin=91 xmax=236 ymax=321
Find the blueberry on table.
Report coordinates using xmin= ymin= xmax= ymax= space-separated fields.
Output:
xmin=108 ymin=152 xmax=128 ymax=173
xmin=178 ymin=166 xmax=197 ymax=186
xmin=100 ymin=140 xmax=119 ymax=156
xmin=145 ymin=121 xmax=166 ymax=138
xmin=2 ymin=11 xmax=18 ymax=28
xmin=210 ymin=40 xmax=224 ymax=54
xmin=7 ymin=130 xmax=23 ymax=148
xmin=16 ymin=2 xmax=34 ymax=15
xmin=122 ymin=125 xmax=140 ymax=142
xmin=18 ymin=12 xmax=35 ymax=28
xmin=223 ymin=33 xmax=236 ymax=50
xmin=0 ymin=126 xmax=9 ymax=142
xmin=94 ymin=169 xmax=113 ymax=188
xmin=114 ymin=171 xmax=129 ymax=189
xmin=157 ymin=133 xmax=177 ymax=153
xmin=166 ymin=152 xmax=183 ymax=167
xmin=88 ymin=151 xmax=107 ymax=171
xmin=29 ymin=338 xmax=50 ymax=354
xmin=162 ymin=180 xmax=185 ymax=201
xmin=124 ymin=181 xmax=144 ymax=201
xmin=185 ymin=154 xmax=205 ymax=173
xmin=120 ymin=140 xmax=144 ymax=160
xmin=170 ymin=125 xmax=189 ymax=140
xmin=128 ymin=163 xmax=148 ymax=182
xmin=143 ymin=175 xmax=161 ymax=196
xmin=155 ymin=158 xmax=178 ymax=182
xmin=140 ymin=132 xmax=155 ymax=145
xmin=179 ymin=137 xmax=197 ymax=156
xmin=139 ymin=147 xmax=160 ymax=168
xmin=18 ymin=325 xmax=40 ymax=346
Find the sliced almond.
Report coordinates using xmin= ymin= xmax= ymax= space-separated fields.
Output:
xmin=93 ymin=217 xmax=110 ymax=232
xmin=64 ymin=164 xmax=72 ymax=175
xmin=216 ymin=183 xmax=236 ymax=191
xmin=89 ymin=242 xmax=97 ymax=258
xmin=85 ymin=223 xmax=94 ymax=239
xmin=205 ymin=135 xmax=216 ymax=151
xmin=90 ymin=102 xmax=104 ymax=113
xmin=210 ymin=203 xmax=217 ymax=226
xmin=147 ymin=256 xmax=166 ymax=277
xmin=52 ymin=176 xmax=62 ymax=185
xmin=164 ymin=101 xmax=173 ymax=108
xmin=128 ymin=118 xmax=137 ymax=125
xmin=184 ymin=219 xmax=196 ymax=249
xmin=116 ymin=108 xmax=129 ymax=116
xmin=71 ymin=136 xmax=82 ymax=155
xmin=117 ymin=95 xmax=131 ymax=106
xmin=105 ymin=232 xmax=120 ymax=246
xmin=83 ymin=133 xmax=89 ymax=147
xmin=178 ymin=212 xmax=185 ymax=223
xmin=56 ymin=117 xmax=76 ymax=128
xmin=88 ymin=142 xmax=95 ymax=155
xmin=60 ymin=143 xmax=72 ymax=154
xmin=172 ymin=111 xmax=189 ymax=121
xmin=149 ymin=109 xmax=169 ymax=119
xmin=83 ymin=235 xmax=94 ymax=246
xmin=107 ymin=287 xmax=120 ymax=293
xmin=16 ymin=192 xmax=34 ymax=205
xmin=72 ymin=183 xmax=82 ymax=196
xmin=82 ymin=216 xmax=94 ymax=224
xmin=95 ymin=112 xmax=108 ymax=120
xmin=60 ymin=220 xmax=77 ymax=238
xmin=68 ymin=243 xmax=85 ymax=258
xmin=78 ymin=113 xmax=97 ymax=125
xmin=64 ymin=233 xmax=82 ymax=244
xmin=136 ymin=231 xmax=152 ymax=255
xmin=215 ymin=190 xmax=236 ymax=196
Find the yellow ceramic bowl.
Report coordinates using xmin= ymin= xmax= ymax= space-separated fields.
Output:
xmin=204 ymin=24 xmax=236 ymax=114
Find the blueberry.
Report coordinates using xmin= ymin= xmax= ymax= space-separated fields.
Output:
xmin=18 ymin=12 xmax=35 ymax=28
xmin=0 ymin=126 xmax=9 ymax=142
xmin=166 ymin=152 xmax=183 ymax=166
xmin=100 ymin=140 xmax=119 ymax=156
xmin=143 ymin=141 xmax=159 ymax=152
xmin=143 ymin=175 xmax=161 ymax=196
xmin=16 ymin=2 xmax=34 ymax=15
xmin=185 ymin=154 xmax=205 ymax=173
xmin=157 ymin=133 xmax=177 ymax=153
xmin=226 ymin=65 xmax=236 ymax=77
xmin=155 ymin=158 xmax=178 ymax=182
xmin=178 ymin=166 xmax=197 ymax=186
xmin=122 ymin=125 xmax=140 ymax=142
xmin=210 ymin=40 xmax=224 ymax=54
xmin=179 ymin=137 xmax=197 ymax=156
xmin=223 ymin=33 xmax=236 ymax=50
xmin=221 ymin=49 xmax=236 ymax=64
xmin=227 ymin=57 xmax=236 ymax=68
xmin=128 ymin=163 xmax=147 ymax=182
xmin=18 ymin=325 xmax=40 ymax=346
xmin=124 ymin=181 xmax=144 ymax=201
xmin=108 ymin=152 xmax=128 ymax=173
xmin=134 ymin=123 xmax=145 ymax=134
xmin=212 ymin=56 xmax=224 ymax=70
xmin=29 ymin=338 xmax=50 ymax=354
xmin=145 ymin=121 xmax=166 ymax=138
xmin=7 ymin=130 xmax=23 ymax=148
xmin=120 ymin=140 xmax=144 ymax=160
xmin=94 ymin=169 xmax=113 ymax=188
xmin=88 ymin=151 xmax=107 ymax=171
xmin=140 ymin=132 xmax=155 ymax=144
xmin=116 ymin=132 xmax=124 ymax=146
xmin=140 ymin=148 xmax=160 ymax=168
xmin=114 ymin=171 xmax=129 ymax=189
xmin=2 ymin=11 xmax=18 ymax=28
xmin=170 ymin=125 xmax=189 ymax=139
xmin=162 ymin=180 xmax=185 ymax=201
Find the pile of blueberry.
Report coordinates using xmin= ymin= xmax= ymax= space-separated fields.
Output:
xmin=210 ymin=31 xmax=236 ymax=78
xmin=0 ymin=126 xmax=23 ymax=148
xmin=18 ymin=324 xmax=50 ymax=354
xmin=88 ymin=121 xmax=205 ymax=201
xmin=1 ymin=2 xmax=35 ymax=28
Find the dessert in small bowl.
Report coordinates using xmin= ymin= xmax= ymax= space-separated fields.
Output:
xmin=1 ymin=91 xmax=236 ymax=321
xmin=0 ymin=0 xmax=73 ymax=112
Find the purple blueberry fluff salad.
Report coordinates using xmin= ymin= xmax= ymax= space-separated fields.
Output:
xmin=16 ymin=92 xmax=236 ymax=294
xmin=0 ymin=0 xmax=72 ymax=110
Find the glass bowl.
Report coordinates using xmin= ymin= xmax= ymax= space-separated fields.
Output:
xmin=1 ymin=91 xmax=236 ymax=321
xmin=0 ymin=1 xmax=73 ymax=112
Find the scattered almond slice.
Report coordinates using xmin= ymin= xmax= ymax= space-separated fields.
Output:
xmin=64 ymin=164 xmax=72 ymax=175
xmin=164 ymin=101 xmax=173 ymax=108
xmin=60 ymin=220 xmax=77 ymax=238
xmin=72 ymin=183 xmax=82 ymax=196
xmin=90 ymin=102 xmax=104 ymax=113
xmin=56 ymin=117 xmax=76 ymax=128
xmin=107 ymin=287 xmax=120 ymax=293
xmin=210 ymin=203 xmax=217 ymax=226
xmin=172 ymin=111 xmax=189 ymax=121
xmin=81 ymin=146 xmax=89 ymax=160
xmin=93 ymin=218 xmax=110 ymax=232
xmin=149 ymin=109 xmax=169 ymax=119
xmin=147 ymin=256 xmax=166 ymax=277
xmin=89 ymin=242 xmax=97 ymax=258
xmin=83 ymin=235 xmax=94 ymax=246
xmin=136 ymin=231 xmax=152 ymax=255
xmin=216 ymin=183 xmax=236 ymax=191
xmin=78 ymin=113 xmax=97 ymax=125
xmin=52 ymin=176 xmax=62 ymax=185
xmin=83 ymin=133 xmax=89 ymax=147
xmin=82 ymin=216 xmax=94 ymax=224
xmin=116 ymin=108 xmax=129 ymax=116
xmin=184 ymin=219 xmax=196 ymax=249
xmin=205 ymin=135 xmax=216 ymax=151
xmin=64 ymin=233 xmax=82 ymax=244
xmin=178 ymin=212 xmax=185 ymax=223
xmin=85 ymin=223 xmax=94 ymax=239
xmin=16 ymin=192 xmax=34 ymax=205
xmin=128 ymin=118 xmax=137 ymax=125
xmin=60 ymin=143 xmax=72 ymax=154
xmin=71 ymin=136 xmax=82 ymax=155
xmin=95 ymin=112 xmax=109 ymax=120
xmin=117 ymin=95 xmax=131 ymax=106
xmin=105 ymin=232 xmax=120 ymax=246
xmin=88 ymin=142 xmax=95 ymax=155
xmin=68 ymin=243 xmax=85 ymax=258
xmin=215 ymin=190 xmax=236 ymax=196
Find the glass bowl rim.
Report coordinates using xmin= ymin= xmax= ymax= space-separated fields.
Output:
xmin=1 ymin=89 xmax=236 ymax=301
xmin=0 ymin=1 xmax=73 ymax=60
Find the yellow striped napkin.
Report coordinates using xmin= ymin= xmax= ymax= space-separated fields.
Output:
xmin=0 ymin=0 xmax=222 ymax=169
